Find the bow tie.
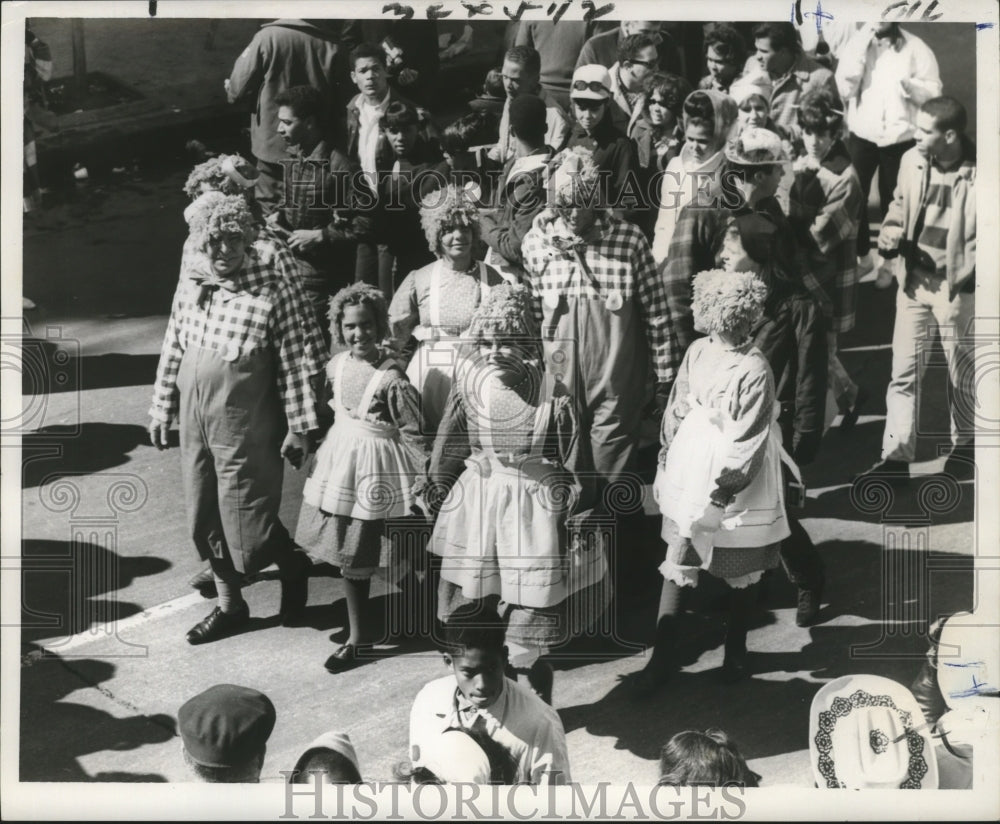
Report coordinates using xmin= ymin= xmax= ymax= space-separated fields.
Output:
xmin=191 ymin=273 xmax=239 ymax=307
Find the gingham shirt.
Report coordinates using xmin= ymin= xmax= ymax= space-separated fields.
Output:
xmin=149 ymin=249 xmax=325 ymax=432
xmin=521 ymin=213 xmax=677 ymax=383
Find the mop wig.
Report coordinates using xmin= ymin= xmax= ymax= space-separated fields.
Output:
xmin=466 ymin=282 xmax=539 ymax=343
xmin=419 ymin=184 xmax=482 ymax=255
xmin=547 ymin=145 xmax=602 ymax=208
xmin=691 ymin=269 xmax=767 ymax=340
xmin=186 ymin=192 xmax=258 ymax=250
xmin=183 ymin=153 xmax=258 ymax=199
xmin=328 ymin=283 xmax=390 ymax=347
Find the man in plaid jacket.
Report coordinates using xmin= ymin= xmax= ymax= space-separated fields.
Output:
xmin=149 ymin=194 xmax=326 ymax=645
xmin=521 ymin=147 xmax=676 ymax=501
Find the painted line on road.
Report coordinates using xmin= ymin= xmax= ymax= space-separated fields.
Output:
xmin=35 ymin=590 xmax=207 ymax=656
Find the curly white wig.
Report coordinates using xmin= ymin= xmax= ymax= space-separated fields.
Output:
xmin=419 ymin=184 xmax=482 ymax=255
xmin=691 ymin=269 xmax=767 ymax=339
xmin=328 ymin=282 xmax=389 ymax=346
xmin=186 ymin=192 xmax=258 ymax=251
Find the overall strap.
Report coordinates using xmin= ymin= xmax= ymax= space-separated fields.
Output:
xmin=428 ymin=260 xmax=443 ymax=328
xmin=357 ymin=358 xmax=394 ymax=418
xmin=478 ymin=261 xmax=490 ymax=302
xmin=529 ymin=371 xmax=554 ymax=457
xmin=331 ymin=352 xmax=350 ymax=414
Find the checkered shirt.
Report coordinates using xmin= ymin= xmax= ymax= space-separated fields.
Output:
xmin=521 ymin=214 xmax=678 ymax=383
xmin=150 ymin=249 xmax=325 ymax=432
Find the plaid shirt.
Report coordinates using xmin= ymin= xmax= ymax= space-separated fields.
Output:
xmin=788 ymin=141 xmax=862 ymax=333
xmin=150 ymin=249 xmax=325 ymax=432
xmin=521 ymin=213 xmax=677 ymax=383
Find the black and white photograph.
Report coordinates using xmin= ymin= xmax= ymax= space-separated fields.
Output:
xmin=2 ymin=0 xmax=998 ymax=819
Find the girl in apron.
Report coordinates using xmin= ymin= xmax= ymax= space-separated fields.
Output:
xmin=426 ymin=284 xmax=610 ymax=700
xmin=388 ymin=184 xmax=509 ymax=435
xmin=638 ymin=269 xmax=794 ymax=694
xmin=295 ymin=284 xmax=429 ymax=672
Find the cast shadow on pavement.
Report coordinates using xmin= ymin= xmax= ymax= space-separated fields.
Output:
xmin=22 ymin=423 xmax=151 ymax=488
xmin=557 ymin=542 xmax=973 ymax=765
xmin=19 ymin=647 xmax=175 ymax=782
xmin=20 ymin=538 xmax=172 ymax=648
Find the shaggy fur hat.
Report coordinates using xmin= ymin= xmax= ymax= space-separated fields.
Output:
xmin=419 ymin=184 xmax=482 ymax=255
xmin=546 ymin=145 xmax=602 ymax=207
xmin=186 ymin=192 xmax=258 ymax=250
xmin=183 ymin=153 xmax=258 ymax=199
xmin=467 ymin=282 xmax=539 ymax=341
xmin=328 ymin=282 xmax=389 ymax=347
xmin=691 ymin=269 xmax=767 ymax=338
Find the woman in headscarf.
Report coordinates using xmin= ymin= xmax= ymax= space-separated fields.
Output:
xmin=651 ymin=89 xmax=739 ymax=264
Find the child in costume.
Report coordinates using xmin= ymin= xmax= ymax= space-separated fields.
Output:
xmin=426 ymin=283 xmax=610 ymax=687
xmin=149 ymin=194 xmax=323 ymax=644
xmin=638 ymin=269 xmax=793 ymax=692
xmin=295 ymin=283 xmax=428 ymax=672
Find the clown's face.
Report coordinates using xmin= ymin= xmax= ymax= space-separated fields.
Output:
xmin=207 ymin=231 xmax=247 ymax=277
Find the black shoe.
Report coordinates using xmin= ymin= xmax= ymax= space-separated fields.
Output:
xmin=839 ymin=387 xmax=869 ymax=433
xmin=279 ymin=552 xmax=312 ymax=626
xmin=189 ymin=566 xmax=217 ymax=599
xmin=526 ymin=660 xmax=555 ymax=705
xmin=186 ymin=603 xmax=250 ymax=645
xmin=854 ymin=458 xmax=909 ymax=484
xmin=796 ymin=584 xmax=824 ymax=627
xmin=324 ymin=643 xmax=373 ymax=673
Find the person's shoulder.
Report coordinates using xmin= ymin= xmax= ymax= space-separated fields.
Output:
xmin=412 ymin=674 xmax=457 ymax=706
xmin=505 ymin=677 xmax=565 ymax=730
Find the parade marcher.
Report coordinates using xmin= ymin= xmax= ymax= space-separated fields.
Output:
xmin=489 ymin=46 xmax=570 ymax=165
xmin=651 ymin=89 xmax=739 ymax=266
xmin=521 ymin=147 xmax=676 ymax=495
xmin=480 ymin=94 xmax=555 ymax=283
xmin=835 ymin=22 xmax=942 ymax=282
xmin=746 ymin=22 xmax=839 ymax=141
xmin=409 ymin=604 xmax=572 ymax=785
xmin=788 ymin=88 xmax=867 ymax=430
xmin=607 ymin=33 xmax=662 ymax=137
xmin=658 ymin=729 xmax=761 ymax=787
xmin=425 ymin=283 xmax=610 ymax=679
xmin=577 ymin=20 xmax=684 ymax=78
xmin=388 ymin=185 xmax=509 ymax=434
xmin=225 ymin=19 xmax=347 ymax=212
xmin=179 ymin=684 xmax=276 ymax=783
xmin=149 ymin=195 xmax=323 ymax=644
xmin=662 ymin=126 xmax=800 ymax=357
xmin=641 ymin=270 xmax=792 ymax=693
xmin=859 ymin=97 xmax=976 ymax=483
xmin=698 ymin=24 xmax=747 ymax=95
xmin=294 ymin=284 xmax=428 ymax=672
xmin=717 ymin=214 xmax=828 ymax=627
xmin=269 ymin=85 xmax=369 ymax=341
xmin=287 ymin=731 xmax=363 ymax=784
xmin=565 ymin=65 xmax=640 ymax=216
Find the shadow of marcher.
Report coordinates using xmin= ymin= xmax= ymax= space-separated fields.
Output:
xmin=22 ymin=423 xmax=149 ymax=488
xmin=558 ymin=541 xmax=973 ymax=766
xmin=20 ymin=539 xmax=171 ymax=647
xmin=19 ymin=646 xmax=175 ymax=782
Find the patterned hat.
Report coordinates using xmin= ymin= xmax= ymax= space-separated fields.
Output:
xmin=809 ymin=675 xmax=939 ymax=789
xmin=724 ymin=127 xmax=790 ymax=165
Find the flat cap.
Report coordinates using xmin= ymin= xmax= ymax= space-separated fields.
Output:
xmin=179 ymin=684 xmax=276 ymax=768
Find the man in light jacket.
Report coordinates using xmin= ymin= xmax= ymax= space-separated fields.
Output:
xmin=858 ymin=97 xmax=976 ymax=483
xmin=835 ymin=22 xmax=942 ymax=280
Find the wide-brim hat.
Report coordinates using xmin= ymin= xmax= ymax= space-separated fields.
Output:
xmin=570 ymin=64 xmax=611 ymax=100
xmin=725 ymin=126 xmax=790 ymax=165
xmin=809 ymin=675 xmax=939 ymax=789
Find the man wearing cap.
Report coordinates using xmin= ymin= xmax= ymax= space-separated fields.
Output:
xmin=858 ymin=96 xmax=976 ymax=483
xmin=745 ymin=22 xmax=840 ymax=141
xmin=566 ymin=65 xmax=640 ymax=217
xmin=489 ymin=46 xmax=569 ymax=165
xmin=521 ymin=146 xmax=676 ymax=495
xmin=179 ymin=684 xmax=276 ymax=783
xmin=226 ymin=20 xmax=348 ymax=213
xmin=480 ymin=94 xmax=554 ymax=283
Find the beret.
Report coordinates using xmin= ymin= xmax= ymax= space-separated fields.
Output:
xmin=179 ymin=684 xmax=276 ymax=768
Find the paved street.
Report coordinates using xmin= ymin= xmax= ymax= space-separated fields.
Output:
xmin=16 ymin=154 xmax=978 ymax=787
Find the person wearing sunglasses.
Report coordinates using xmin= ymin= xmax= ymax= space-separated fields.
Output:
xmin=576 ymin=20 xmax=684 ymax=78
xmin=608 ymin=33 xmax=661 ymax=137
xmin=565 ymin=65 xmax=639 ymax=220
